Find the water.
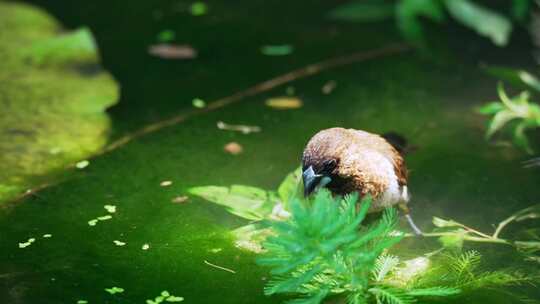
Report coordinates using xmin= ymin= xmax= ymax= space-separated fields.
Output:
xmin=1 ymin=0 xmax=540 ymax=303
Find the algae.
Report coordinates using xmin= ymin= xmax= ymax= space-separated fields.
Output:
xmin=0 ymin=2 xmax=119 ymax=203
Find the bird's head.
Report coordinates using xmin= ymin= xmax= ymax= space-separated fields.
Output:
xmin=302 ymin=158 xmax=337 ymax=197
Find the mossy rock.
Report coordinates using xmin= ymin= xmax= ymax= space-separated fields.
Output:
xmin=0 ymin=2 xmax=119 ymax=203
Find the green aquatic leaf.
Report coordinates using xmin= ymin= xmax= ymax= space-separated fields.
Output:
xmin=444 ymin=0 xmax=512 ymax=46
xmin=105 ymin=286 xmax=124 ymax=294
xmin=277 ymin=167 xmax=302 ymax=206
xmin=396 ymin=0 xmax=445 ymax=43
xmin=477 ymin=102 xmax=504 ymax=115
xmin=512 ymin=122 xmax=533 ymax=154
xmin=432 ymin=217 xmax=461 ymax=228
xmin=260 ymin=45 xmax=294 ymax=56
xmin=512 ymin=0 xmax=531 ymax=21
xmin=327 ymin=0 xmax=395 ymax=22
xmin=190 ymin=2 xmax=207 ymax=16
xmin=483 ymin=67 xmax=540 ymax=92
xmin=157 ymin=30 xmax=175 ymax=42
xmin=438 ymin=229 xmax=466 ymax=249
xmin=486 ymin=110 xmax=520 ymax=139
xmin=188 ymin=185 xmax=277 ymax=220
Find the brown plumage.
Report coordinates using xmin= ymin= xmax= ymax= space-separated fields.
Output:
xmin=302 ymin=128 xmax=409 ymax=212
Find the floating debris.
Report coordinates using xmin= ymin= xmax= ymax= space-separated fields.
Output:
xmin=322 ymin=80 xmax=337 ymax=94
xmin=88 ymin=214 xmax=113 ymax=226
xmin=171 ymin=196 xmax=189 ymax=204
xmin=105 ymin=286 xmax=124 ymax=295
xmin=43 ymin=234 xmax=52 ymax=238
xmin=260 ymin=44 xmax=294 ymax=56
xmin=160 ymin=180 xmax=173 ymax=187
xmin=192 ymin=98 xmax=206 ymax=108
xmin=148 ymin=44 xmax=197 ymax=59
xmin=203 ymin=260 xmax=236 ymax=274
xmin=18 ymin=238 xmax=36 ymax=248
xmin=97 ymin=215 xmax=112 ymax=221
xmin=210 ymin=248 xmax=222 ymax=253
xmin=157 ymin=30 xmax=175 ymax=42
xmin=104 ymin=205 xmax=116 ymax=213
xmin=190 ymin=1 xmax=207 ymax=16
xmin=77 ymin=300 xmax=88 ymax=304
xmin=113 ymin=240 xmax=126 ymax=246
xmin=265 ymin=96 xmax=303 ymax=109
xmin=146 ymin=290 xmax=184 ymax=304
xmin=142 ymin=243 xmax=150 ymax=250
xmin=224 ymin=142 xmax=243 ymax=155
xmin=217 ymin=121 xmax=261 ymax=134
xmin=75 ymin=160 xmax=90 ymax=169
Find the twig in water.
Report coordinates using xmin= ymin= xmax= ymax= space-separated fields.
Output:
xmin=204 ymin=260 xmax=236 ymax=274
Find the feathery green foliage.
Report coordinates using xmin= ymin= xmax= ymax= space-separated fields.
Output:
xmin=257 ymin=189 xmax=465 ymax=304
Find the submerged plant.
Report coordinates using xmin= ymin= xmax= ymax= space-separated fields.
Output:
xmin=479 ymin=82 xmax=540 ymax=154
xmin=257 ymin=189 xmax=461 ymax=304
xmin=328 ymin=0 xmax=529 ymax=47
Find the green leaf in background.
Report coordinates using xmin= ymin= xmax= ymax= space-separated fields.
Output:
xmin=483 ymin=66 xmax=540 ymax=91
xmin=477 ymin=102 xmax=504 ymax=115
xmin=432 ymin=217 xmax=461 ymax=228
xmin=512 ymin=0 xmax=531 ymax=21
xmin=190 ymin=1 xmax=207 ymax=16
xmin=486 ymin=110 xmax=520 ymax=139
xmin=260 ymin=45 xmax=294 ymax=56
xmin=327 ymin=0 xmax=395 ymax=22
xmin=277 ymin=167 xmax=302 ymax=207
xmin=187 ymin=185 xmax=277 ymax=220
xmin=396 ymin=0 xmax=445 ymax=44
xmin=444 ymin=0 xmax=512 ymax=46
xmin=513 ymin=122 xmax=533 ymax=154
xmin=157 ymin=29 xmax=175 ymax=42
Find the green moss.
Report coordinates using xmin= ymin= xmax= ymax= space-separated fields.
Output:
xmin=0 ymin=2 xmax=118 ymax=203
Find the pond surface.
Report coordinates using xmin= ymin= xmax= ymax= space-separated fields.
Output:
xmin=1 ymin=0 xmax=540 ymax=303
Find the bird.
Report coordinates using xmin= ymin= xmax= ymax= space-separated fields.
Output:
xmin=301 ymin=127 xmax=422 ymax=235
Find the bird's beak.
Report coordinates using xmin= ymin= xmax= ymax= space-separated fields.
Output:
xmin=302 ymin=166 xmax=322 ymax=197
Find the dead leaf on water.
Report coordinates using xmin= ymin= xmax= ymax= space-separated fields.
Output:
xmin=265 ymin=96 xmax=303 ymax=109
xmin=172 ymin=195 xmax=189 ymax=204
xmin=322 ymin=80 xmax=337 ymax=94
xmin=160 ymin=180 xmax=173 ymax=187
xmin=224 ymin=142 xmax=243 ymax=155
xmin=217 ymin=121 xmax=261 ymax=134
xmin=148 ymin=44 xmax=197 ymax=59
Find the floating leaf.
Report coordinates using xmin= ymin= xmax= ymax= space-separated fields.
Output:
xmin=192 ymin=98 xmax=206 ymax=108
xmin=77 ymin=300 xmax=88 ymax=304
xmin=166 ymin=296 xmax=184 ymax=302
xmin=444 ymin=0 xmax=512 ymax=46
xmin=113 ymin=240 xmax=126 ymax=246
xmin=43 ymin=234 xmax=52 ymax=238
xmin=260 ymin=45 xmax=294 ymax=56
xmin=277 ymin=167 xmax=302 ymax=206
xmin=223 ymin=142 xmax=243 ymax=155
xmin=75 ymin=160 xmax=90 ymax=169
xmin=104 ymin=286 xmax=124 ymax=294
xmin=160 ymin=180 xmax=173 ymax=187
xmin=148 ymin=44 xmax=197 ymax=59
xmin=97 ymin=215 xmax=112 ymax=221
xmin=190 ymin=2 xmax=207 ymax=16
xmin=142 ymin=243 xmax=150 ymax=250
xmin=87 ymin=219 xmax=98 ymax=226
xmin=327 ymin=0 xmax=395 ymax=22
xmin=187 ymin=185 xmax=277 ymax=220
xmin=265 ymin=97 xmax=303 ymax=109
xmin=104 ymin=205 xmax=116 ymax=213
xmin=18 ymin=237 xmax=36 ymax=248
xmin=157 ymin=30 xmax=175 ymax=42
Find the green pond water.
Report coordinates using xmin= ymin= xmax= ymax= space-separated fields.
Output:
xmin=1 ymin=0 xmax=540 ymax=303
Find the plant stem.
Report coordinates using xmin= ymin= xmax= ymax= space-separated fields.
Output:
xmin=493 ymin=215 xmax=516 ymax=239
xmin=403 ymin=232 xmax=512 ymax=246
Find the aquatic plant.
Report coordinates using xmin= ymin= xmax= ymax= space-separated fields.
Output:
xmin=257 ymin=189 xmax=460 ymax=304
xmin=257 ymin=190 xmax=534 ymax=304
xmin=478 ymin=69 xmax=540 ymax=154
xmin=328 ymin=0 xmax=529 ymax=47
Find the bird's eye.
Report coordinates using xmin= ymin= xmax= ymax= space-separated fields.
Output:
xmin=322 ymin=159 xmax=337 ymax=171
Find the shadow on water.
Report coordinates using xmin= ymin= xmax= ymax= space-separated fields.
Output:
xmin=2 ymin=0 xmax=540 ymax=303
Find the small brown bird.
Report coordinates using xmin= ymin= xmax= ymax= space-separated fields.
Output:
xmin=302 ymin=127 xmax=422 ymax=235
